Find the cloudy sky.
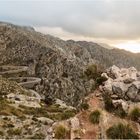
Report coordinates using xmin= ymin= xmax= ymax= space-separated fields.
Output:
xmin=1 ymin=0 xmax=140 ymax=52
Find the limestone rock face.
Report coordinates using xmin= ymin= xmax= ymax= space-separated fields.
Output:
xmin=101 ymin=65 xmax=140 ymax=102
xmin=0 ymin=22 xmax=95 ymax=107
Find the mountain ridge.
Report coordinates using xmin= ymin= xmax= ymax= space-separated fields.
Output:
xmin=0 ymin=22 xmax=140 ymax=107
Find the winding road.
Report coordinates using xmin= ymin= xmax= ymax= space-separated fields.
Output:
xmin=0 ymin=65 xmax=41 ymax=89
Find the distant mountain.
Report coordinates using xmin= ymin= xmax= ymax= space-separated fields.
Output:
xmin=97 ymin=43 xmax=115 ymax=49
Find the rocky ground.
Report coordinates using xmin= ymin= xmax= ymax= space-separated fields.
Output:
xmin=51 ymin=90 xmax=140 ymax=139
xmin=0 ymin=76 xmax=76 ymax=139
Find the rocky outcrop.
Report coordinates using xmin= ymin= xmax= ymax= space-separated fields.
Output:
xmin=101 ymin=65 xmax=140 ymax=102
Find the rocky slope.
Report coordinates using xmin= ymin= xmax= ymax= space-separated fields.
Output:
xmin=0 ymin=22 xmax=140 ymax=139
xmin=0 ymin=22 xmax=140 ymax=107
xmin=0 ymin=76 xmax=77 ymax=139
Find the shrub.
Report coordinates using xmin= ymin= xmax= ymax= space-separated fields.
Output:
xmin=103 ymin=94 xmax=114 ymax=112
xmin=61 ymin=110 xmax=76 ymax=120
xmin=55 ymin=125 xmax=69 ymax=139
xmin=129 ymin=107 xmax=140 ymax=122
xmin=29 ymin=132 xmax=45 ymax=139
xmin=7 ymin=128 xmax=22 ymax=136
xmin=0 ymin=131 xmax=4 ymax=136
xmin=106 ymin=123 xmax=139 ymax=139
xmin=85 ymin=64 xmax=98 ymax=79
xmin=44 ymin=95 xmax=55 ymax=105
xmin=80 ymin=103 xmax=89 ymax=110
xmin=96 ymin=76 xmax=107 ymax=85
xmin=114 ymin=104 xmax=127 ymax=118
xmin=89 ymin=110 xmax=101 ymax=124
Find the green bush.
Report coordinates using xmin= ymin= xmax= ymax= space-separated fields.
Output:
xmin=61 ymin=110 xmax=76 ymax=120
xmin=80 ymin=103 xmax=89 ymax=110
xmin=106 ymin=123 xmax=139 ymax=139
xmin=0 ymin=131 xmax=4 ymax=136
xmin=85 ymin=64 xmax=97 ymax=78
xmin=89 ymin=110 xmax=101 ymax=124
xmin=7 ymin=128 xmax=22 ymax=136
xmin=103 ymin=94 xmax=127 ymax=118
xmin=103 ymin=94 xmax=114 ymax=112
xmin=129 ymin=107 xmax=140 ymax=122
xmin=96 ymin=76 xmax=107 ymax=85
xmin=114 ymin=104 xmax=127 ymax=118
xmin=55 ymin=125 xmax=69 ymax=139
xmin=29 ymin=132 xmax=45 ymax=139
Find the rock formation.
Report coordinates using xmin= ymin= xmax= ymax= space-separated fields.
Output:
xmin=101 ymin=65 xmax=140 ymax=102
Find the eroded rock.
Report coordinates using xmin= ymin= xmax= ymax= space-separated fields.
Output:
xmin=101 ymin=65 xmax=140 ymax=102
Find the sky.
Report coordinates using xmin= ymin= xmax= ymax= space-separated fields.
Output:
xmin=1 ymin=0 xmax=140 ymax=53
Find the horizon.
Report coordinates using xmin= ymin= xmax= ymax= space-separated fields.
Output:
xmin=1 ymin=0 xmax=140 ymax=53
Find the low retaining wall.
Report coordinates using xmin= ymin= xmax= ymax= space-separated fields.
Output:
xmin=0 ymin=65 xmax=28 ymax=76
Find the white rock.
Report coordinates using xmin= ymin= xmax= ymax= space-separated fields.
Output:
xmin=37 ymin=117 xmax=54 ymax=125
xmin=109 ymin=65 xmax=121 ymax=79
xmin=70 ymin=117 xmax=80 ymax=130
xmin=102 ymin=78 xmax=113 ymax=94
xmin=101 ymin=73 xmax=108 ymax=79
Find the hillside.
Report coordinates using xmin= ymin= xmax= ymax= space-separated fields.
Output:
xmin=1 ymin=22 xmax=140 ymax=106
xmin=0 ymin=22 xmax=140 ymax=139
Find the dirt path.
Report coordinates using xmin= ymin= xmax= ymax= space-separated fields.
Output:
xmin=76 ymin=90 xmax=104 ymax=139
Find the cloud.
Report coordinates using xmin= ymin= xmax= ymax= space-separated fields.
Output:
xmin=1 ymin=0 xmax=140 ymax=41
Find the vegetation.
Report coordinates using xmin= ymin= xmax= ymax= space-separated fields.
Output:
xmin=44 ymin=95 xmax=55 ymax=105
xmin=89 ymin=110 xmax=101 ymax=124
xmin=54 ymin=125 xmax=69 ymax=139
xmin=7 ymin=128 xmax=22 ymax=136
xmin=20 ymin=104 xmax=76 ymax=121
xmin=106 ymin=123 xmax=139 ymax=139
xmin=103 ymin=94 xmax=127 ymax=118
xmin=114 ymin=104 xmax=127 ymax=118
xmin=46 ymin=104 xmax=63 ymax=112
xmin=61 ymin=109 xmax=76 ymax=120
xmin=80 ymin=102 xmax=89 ymax=110
xmin=96 ymin=76 xmax=108 ymax=85
xmin=129 ymin=107 xmax=140 ymax=122
xmin=85 ymin=64 xmax=98 ymax=79
xmin=103 ymin=94 xmax=114 ymax=112
xmin=84 ymin=64 xmax=106 ymax=88
xmin=29 ymin=133 xmax=45 ymax=139
xmin=0 ymin=131 xmax=4 ymax=136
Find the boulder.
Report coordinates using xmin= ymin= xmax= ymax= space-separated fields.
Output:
xmin=107 ymin=65 xmax=121 ymax=79
xmin=102 ymin=78 xmax=113 ymax=95
xmin=37 ymin=117 xmax=54 ymax=125
xmin=126 ymin=84 xmax=139 ymax=102
xmin=112 ymin=81 xmax=129 ymax=98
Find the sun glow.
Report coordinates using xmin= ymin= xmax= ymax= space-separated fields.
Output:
xmin=113 ymin=41 xmax=140 ymax=53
